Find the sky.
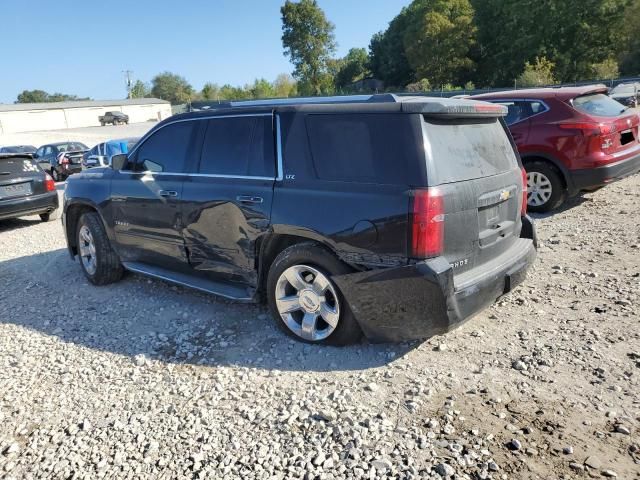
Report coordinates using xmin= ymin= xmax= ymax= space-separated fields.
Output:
xmin=0 ymin=0 xmax=411 ymax=103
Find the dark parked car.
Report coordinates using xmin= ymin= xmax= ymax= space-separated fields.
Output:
xmin=34 ymin=142 xmax=88 ymax=181
xmin=0 ymin=145 xmax=37 ymax=154
xmin=471 ymin=86 xmax=640 ymax=212
xmin=609 ymin=82 xmax=640 ymax=108
xmin=83 ymin=138 xmax=140 ymax=168
xmin=0 ymin=153 xmax=59 ymax=222
xmin=63 ymin=94 xmax=537 ymax=345
xmin=99 ymin=111 xmax=129 ymax=126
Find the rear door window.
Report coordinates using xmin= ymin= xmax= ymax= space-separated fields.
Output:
xmin=422 ymin=117 xmax=518 ymax=184
xmin=305 ymin=114 xmax=421 ymax=184
xmin=198 ymin=115 xmax=275 ymax=178
xmin=133 ymin=122 xmax=195 ymax=173
xmin=572 ymin=93 xmax=627 ymax=117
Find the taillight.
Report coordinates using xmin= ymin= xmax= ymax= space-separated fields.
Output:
xmin=411 ymin=188 xmax=444 ymax=258
xmin=44 ymin=173 xmax=55 ymax=191
xmin=520 ymin=167 xmax=528 ymax=216
xmin=559 ymin=122 xmax=616 ymax=136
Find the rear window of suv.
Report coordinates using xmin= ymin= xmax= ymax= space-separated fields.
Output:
xmin=572 ymin=93 xmax=627 ymax=117
xmin=422 ymin=117 xmax=518 ymax=184
xmin=305 ymin=114 xmax=422 ymax=184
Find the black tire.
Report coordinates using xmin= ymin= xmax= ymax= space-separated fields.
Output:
xmin=40 ymin=208 xmax=60 ymax=222
xmin=266 ymin=243 xmax=362 ymax=345
xmin=76 ymin=212 xmax=123 ymax=285
xmin=525 ymin=161 xmax=566 ymax=213
xmin=100 ymin=122 xmax=105 ymax=126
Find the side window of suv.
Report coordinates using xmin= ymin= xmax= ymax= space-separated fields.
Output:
xmin=133 ymin=121 xmax=194 ymax=173
xmin=199 ymin=116 xmax=275 ymax=178
xmin=304 ymin=114 xmax=420 ymax=184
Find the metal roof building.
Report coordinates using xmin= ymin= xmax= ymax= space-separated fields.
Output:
xmin=0 ymin=98 xmax=172 ymax=134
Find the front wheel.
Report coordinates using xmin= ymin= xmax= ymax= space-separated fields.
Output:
xmin=266 ymin=243 xmax=362 ymax=345
xmin=525 ymin=161 xmax=566 ymax=213
xmin=76 ymin=212 xmax=123 ymax=285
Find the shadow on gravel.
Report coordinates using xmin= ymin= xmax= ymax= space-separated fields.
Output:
xmin=528 ymin=193 xmax=589 ymax=220
xmin=0 ymin=249 xmax=417 ymax=372
xmin=0 ymin=217 xmax=43 ymax=233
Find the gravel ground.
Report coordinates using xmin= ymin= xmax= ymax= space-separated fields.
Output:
xmin=0 ymin=174 xmax=639 ymax=479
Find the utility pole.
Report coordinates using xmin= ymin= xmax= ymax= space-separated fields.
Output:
xmin=122 ymin=70 xmax=133 ymax=99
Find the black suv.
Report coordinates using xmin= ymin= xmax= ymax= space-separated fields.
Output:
xmin=0 ymin=153 xmax=59 ymax=222
xmin=63 ymin=94 xmax=537 ymax=345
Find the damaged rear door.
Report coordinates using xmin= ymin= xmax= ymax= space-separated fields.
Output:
xmin=180 ymin=113 xmax=276 ymax=286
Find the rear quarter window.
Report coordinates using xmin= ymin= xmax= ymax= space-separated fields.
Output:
xmin=572 ymin=93 xmax=627 ymax=117
xmin=422 ymin=117 xmax=518 ymax=184
xmin=305 ymin=114 xmax=422 ymax=185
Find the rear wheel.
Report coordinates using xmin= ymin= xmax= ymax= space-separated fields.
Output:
xmin=266 ymin=243 xmax=361 ymax=345
xmin=76 ymin=212 xmax=123 ymax=285
xmin=525 ymin=161 xmax=566 ymax=213
xmin=40 ymin=208 xmax=60 ymax=222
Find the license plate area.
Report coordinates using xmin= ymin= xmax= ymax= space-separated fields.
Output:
xmin=620 ymin=129 xmax=635 ymax=146
xmin=477 ymin=186 xmax=518 ymax=247
xmin=0 ymin=181 xmax=32 ymax=199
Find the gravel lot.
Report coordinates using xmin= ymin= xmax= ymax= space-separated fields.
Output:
xmin=0 ymin=136 xmax=638 ymax=478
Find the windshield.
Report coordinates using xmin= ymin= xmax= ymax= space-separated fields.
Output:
xmin=611 ymin=84 xmax=639 ymax=95
xmin=58 ymin=142 xmax=88 ymax=152
xmin=572 ymin=93 xmax=627 ymax=117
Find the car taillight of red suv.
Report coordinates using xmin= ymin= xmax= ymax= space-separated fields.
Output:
xmin=470 ymin=86 xmax=640 ymax=212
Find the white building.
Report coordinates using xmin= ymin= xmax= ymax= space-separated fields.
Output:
xmin=0 ymin=98 xmax=172 ymax=134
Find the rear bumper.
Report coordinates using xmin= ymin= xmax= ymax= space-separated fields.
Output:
xmin=0 ymin=191 xmax=58 ymax=221
xmin=333 ymin=219 xmax=537 ymax=342
xmin=570 ymin=153 xmax=640 ymax=191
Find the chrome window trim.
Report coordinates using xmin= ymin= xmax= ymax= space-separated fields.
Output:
xmin=122 ymin=112 xmax=280 ymax=181
xmin=487 ymin=98 xmax=550 ymax=126
xmin=118 ymin=171 xmax=275 ymax=181
xmin=275 ymin=114 xmax=283 ymax=181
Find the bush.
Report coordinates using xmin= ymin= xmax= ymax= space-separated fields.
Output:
xmin=517 ymin=57 xmax=556 ymax=87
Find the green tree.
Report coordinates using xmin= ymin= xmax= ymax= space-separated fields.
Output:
xmin=16 ymin=89 xmax=88 ymax=103
xmin=250 ymin=78 xmax=275 ymax=98
xmin=150 ymin=72 xmax=194 ymax=104
xmin=517 ymin=56 xmax=556 ymax=87
xmin=201 ymin=83 xmax=220 ymax=100
xmin=402 ymin=0 xmax=476 ymax=87
xmin=335 ymin=48 xmax=370 ymax=90
xmin=281 ymin=0 xmax=337 ymax=95
xmin=130 ymin=80 xmax=150 ymax=98
xmin=472 ymin=0 xmax=630 ymax=86
xmin=405 ymin=78 xmax=432 ymax=92
xmin=16 ymin=89 xmax=49 ymax=103
xmin=368 ymin=14 xmax=414 ymax=88
xmin=273 ymin=73 xmax=298 ymax=97
xmin=591 ymin=58 xmax=620 ymax=79
xmin=619 ymin=0 xmax=640 ymax=75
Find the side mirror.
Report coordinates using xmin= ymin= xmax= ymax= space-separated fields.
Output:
xmin=32 ymin=153 xmax=39 ymax=159
xmin=111 ymin=154 xmax=128 ymax=170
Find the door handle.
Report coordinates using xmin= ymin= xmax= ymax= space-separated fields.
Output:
xmin=236 ymin=195 xmax=263 ymax=204
xmin=159 ymin=190 xmax=178 ymax=197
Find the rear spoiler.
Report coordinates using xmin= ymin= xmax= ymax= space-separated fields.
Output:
xmin=400 ymin=98 xmax=507 ymax=118
xmin=0 ymin=153 xmax=34 ymax=160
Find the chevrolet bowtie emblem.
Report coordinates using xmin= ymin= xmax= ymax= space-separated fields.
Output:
xmin=500 ymin=190 xmax=511 ymax=201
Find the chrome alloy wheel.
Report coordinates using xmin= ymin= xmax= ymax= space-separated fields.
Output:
xmin=275 ymin=265 xmax=340 ymax=341
xmin=78 ymin=225 xmax=97 ymax=275
xmin=527 ymin=171 xmax=553 ymax=206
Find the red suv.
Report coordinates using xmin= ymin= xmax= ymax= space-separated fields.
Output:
xmin=471 ymin=86 xmax=640 ymax=212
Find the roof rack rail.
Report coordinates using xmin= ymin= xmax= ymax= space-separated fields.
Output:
xmin=188 ymin=94 xmax=400 ymax=111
